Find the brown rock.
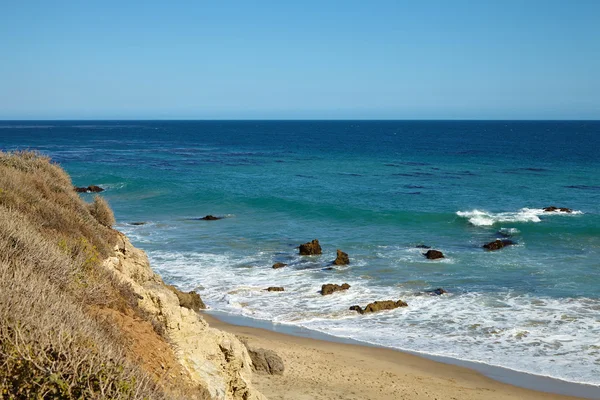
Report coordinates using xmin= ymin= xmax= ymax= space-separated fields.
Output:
xmin=266 ymin=287 xmax=284 ymax=292
xmin=349 ymin=299 xmax=408 ymax=314
xmin=74 ymin=186 xmax=88 ymax=193
xmin=247 ymin=347 xmax=284 ymax=375
xmin=543 ymin=206 xmax=573 ymax=213
xmin=88 ymin=185 xmax=104 ymax=192
xmin=166 ymin=285 xmax=206 ymax=311
xmin=423 ymin=249 xmax=444 ymax=259
xmin=299 ymin=239 xmax=322 ymax=255
xmin=320 ymin=283 xmax=350 ymax=295
xmin=272 ymin=262 xmax=287 ymax=269
xmin=483 ymin=239 xmax=515 ymax=251
xmin=200 ymin=215 xmax=222 ymax=220
xmin=332 ymin=249 xmax=350 ymax=265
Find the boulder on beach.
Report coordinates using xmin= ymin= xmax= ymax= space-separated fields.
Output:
xmin=332 ymin=249 xmax=350 ymax=265
xmin=299 ymin=239 xmax=322 ymax=255
xmin=543 ymin=206 xmax=573 ymax=213
xmin=272 ymin=262 xmax=287 ymax=269
xmin=200 ymin=215 xmax=222 ymax=220
xmin=74 ymin=185 xmax=104 ymax=193
xmin=166 ymin=285 xmax=206 ymax=311
xmin=423 ymin=249 xmax=444 ymax=259
xmin=266 ymin=286 xmax=284 ymax=292
xmin=320 ymin=283 xmax=350 ymax=295
xmin=349 ymin=299 xmax=408 ymax=314
xmin=246 ymin=347 xmax=284 ymax=375
xmin=483 ymin=239 xmax=515 ymax=251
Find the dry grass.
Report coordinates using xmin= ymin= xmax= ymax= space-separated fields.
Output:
xmin=0 ymin=151 xmax=209 ymax=399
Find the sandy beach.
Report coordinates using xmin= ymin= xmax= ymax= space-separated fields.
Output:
xmin=202 ymin=313 xmax=588 ymax=400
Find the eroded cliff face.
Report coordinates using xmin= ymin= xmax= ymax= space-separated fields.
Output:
xmin=103 ymin=232 xmax=266 ymax=400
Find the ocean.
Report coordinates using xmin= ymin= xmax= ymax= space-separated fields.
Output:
xmin=1 ymin=120 xmax=599 ymax=386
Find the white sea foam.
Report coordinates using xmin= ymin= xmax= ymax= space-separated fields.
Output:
xmin=146 ymin=248 xmax=600 ymax=386
xmin=457 ymin=208 xmax=583 ymax=226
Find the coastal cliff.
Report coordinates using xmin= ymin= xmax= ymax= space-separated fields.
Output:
xmin=103 ymin=232 xmax=265 ymax=400
xmin=0 ymin=150 xmax=265 ymax=400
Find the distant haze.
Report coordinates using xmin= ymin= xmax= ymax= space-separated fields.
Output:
xmin=1 ymin=1 xmax=599 ymax=120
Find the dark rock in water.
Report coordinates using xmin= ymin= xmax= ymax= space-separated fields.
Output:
xmin=166 ymin=285 xmax=206 ymax=311
xmin=349 ymin=299 xmax=408 ymax=314
xmin=321 ymin=283 xmax=350 ymax=295
xmin=543 ymin=206 xmax=573 ymax=213
xmin=200 ymin=215 xmax=222 ymax=220
xmin=415 ymin=244 xmax=431 ymax=249
xmin=483 ymin=239 xmax=515 ymax=251
xmin=423 ymin=250 xmax=444 ymax=259
xmin=74 ymin=185 xmax=104 ymax=193
xmin=332 ymin=249 xmax=349 ymax=265
xmin=299 ymin=239 xmax=322 ymax=255
xmin=247 ymin=347 xmax=284 ymax=375
xmin=129 ymin=222 xmax=146 ymax=226
xmin=266 ymin=287 xmax=284 ymax=292
xmin=426 ymin=288 xmax=447 ymax=296
xmin=322 ymin=267 xmax=335 ymax=271
xmin=272 ymin=262 xmax=287 ymax=269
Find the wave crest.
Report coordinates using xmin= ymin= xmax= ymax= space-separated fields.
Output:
xmin=457 ymin=208 xmax=582 ymax=226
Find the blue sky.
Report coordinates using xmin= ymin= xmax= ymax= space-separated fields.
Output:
xmin=0 ymin=1 xmax=598 ymax=119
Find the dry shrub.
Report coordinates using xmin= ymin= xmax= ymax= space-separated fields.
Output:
xmin=0 ymin=151 xmax=210 ymax=399
xmin=89 ymin=195 xmax=116 ymax=227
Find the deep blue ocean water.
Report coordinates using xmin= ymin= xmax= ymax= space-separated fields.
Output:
xmin=1 ymin=120 xmax=599 ymax=385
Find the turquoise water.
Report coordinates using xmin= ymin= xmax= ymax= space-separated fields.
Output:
xmin=1 ymin=120 xmax=599 ymax=385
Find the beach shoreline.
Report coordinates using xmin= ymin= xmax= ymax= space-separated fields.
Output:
xmin=202 ymin=310 xmax=599 ymax=400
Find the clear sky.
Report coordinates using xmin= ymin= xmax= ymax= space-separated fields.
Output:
xmin=1 ymin=1 xmax=598 ymax=120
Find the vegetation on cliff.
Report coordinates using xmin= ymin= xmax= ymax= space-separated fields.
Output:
xmin=0 ymin=151 xmax=205 ymax=399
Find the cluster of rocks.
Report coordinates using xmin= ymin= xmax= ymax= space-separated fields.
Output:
xmin=74 ymin=185 xmax=104 ymax=193
xmin=350 ymin=300 xmax=408 ymax=314
xmin=543 ymin=206 xmax=573 ymax=213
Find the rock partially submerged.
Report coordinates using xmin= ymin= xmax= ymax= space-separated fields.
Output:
xmin=543 ymin=206 xmax=573 ymax=213
xmin=332 ymin=249 xmax=349 ymax=265
xmin=129 ymin=221 xmax=146 ymax=226
xmin=426 ymin=288 xmax=447 ymax=296
xmin=246 ymin=347 xmax=284 ymax=375
xmin=74 ymin=185 xmax=104 ymax=193
xmin=350 ymin=299 xmax=408 ymax=314
xmin=320 ymin=283 xmax=350 ymax=295
xmin=272 ymin=262 xmax=287 ymax=269
xmin=199 ymin=215 xmax=222 ymax=220
xmin=266 ymin=287 xmax=284 ymax=292
xmin=299 ymin=239 xmax=322 ymax=255
xmin=415 ymin=244 xmax=431 ymax=249
xmin=166 ymin=285 xmax=206 ymax=311
xmin=483 ymin=239 xmax=515 ymax=251
xmin=423 ymin=249 xmax=444 ymax=259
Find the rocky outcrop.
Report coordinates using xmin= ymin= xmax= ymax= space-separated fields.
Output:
xmin=266 ymin=287 xmax=284 ymax=292
xmin=321 ymin=283 xmax=350 ymax=295
xmin=483 ymin=239 xmax=514 ymax=251
xmin=103 ymin=232 xmax=266 ymax=400
xmin=332 ymin=249 xmax=349 ymax=265
xmin=423 ymin=250 xmax=444 ymax=259
xmin=167 ymin=285 xmax=206 ymax=311
xmin=426 ymin=288 xmax=447 ymax=296
xmin=74 ymin=185 xmax=104 ymax=193
xmin=272 ymin=262 xmax=287 ymax=269
xmin=350 ymin=299 xmax=408 ymax=314
xmin=199 ymin=215 xmax=222 ymax=220
xmin=246 ymin=346 xmax=284 ymax=375
xmin=299 ymin=239 xmax=322 ymax=255
xmin=543 ymin=206 xmax=573 ymax=213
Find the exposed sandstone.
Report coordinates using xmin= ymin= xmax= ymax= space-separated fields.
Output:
xmin=299 ymin=239 xmax=322 ymax=255
xmin=103 ymin=232 xmax=266 ymax=400
xmin=332 ymin=249 xmax=349 ymax=265
xmin=321 ymin=283 xmax=350 ymax=295
xmin=167 ymin=285 xmax=206 ymax=311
